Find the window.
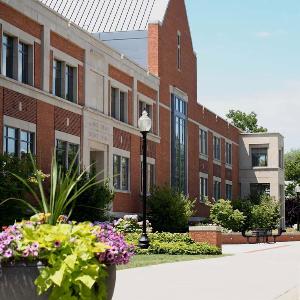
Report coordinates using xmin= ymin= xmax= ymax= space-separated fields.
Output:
xmin=200 ymin=129 xmax=208 ymax=156
xmin=53 ymin=60 xmax=63 ymax=98
xmin=139 ymin=101 xmax=151 ymax=118
xmin=226 ymin=183 xmax=232 ymax=200
xmin=225 ymin=142 xmax=232 ymax=165
xmin=171 ymin=95 xmax=187 ymax=192
xmin=252 ymin=148 xmax=268 ymax=167
xmin=113 ymin=154 xmax=129 ymax=191
xmin=200 ymin=176 xmax=208 ymax=202
xmin=2 ymin=34 xmax=14 ymax=79
xmin=213 ymin=136 xmax=221 ymax=161
xmin=65 ymin=65 xmax=75 ymax=102
xmin=140 ymin=162 xmax=155 ymax=195
xmin=213 ymin=179 xmax=221 ymax=200
xmin=177 ymin=31 xmax=181 ymax=70
xmin=279 ymin=148 xmax=284 ymax=169
xmin=250 ymin=183 xmax=270 ymax=197
xmin=111 ymin=87 xmax=128 ymax=123
xmin=56 ymin=140 xmax=79 ymax=170
xmin=3 ymin=126 xmax=34 ymax=157
xmin=18 ymin=42 xmax=29 ymax=84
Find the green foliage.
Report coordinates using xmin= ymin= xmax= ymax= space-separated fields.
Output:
xmin=0 ymin=155 xmax=33 ymax=226
xmin=2 ymin=153 xmax=101 ymax=225
xmin=125 ymin=232 xmax=221 ymax=255
xmin=71 ymin=171 xmax=115 ymax=222
xmin=210 ymin=199 xmax=246 ymax=232
xmin=231 ymin=198 xmax=253 ymax=232
xmin=148 ymin=186 xmax=195 ymax=233
xmin=285 ymin=149 xmax=300 ymax=183
xmin=21 ymin=222 xmax=109 ymax=300
xmin=226 ymin=109 xmax=267 ymax=133
xmin=285 ymin=196 xmax=300 ymax=227
xmin=114 ymin=218 xmax=142 ymax=234
xmin=251 ymin=195 xmax=280 ymax=229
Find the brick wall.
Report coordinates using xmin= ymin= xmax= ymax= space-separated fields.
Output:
xmin=108 ymin=65 xmax=133 ymax=88
xmin=36 ymin=102 xmax=54 ymax=173
xmin=0 ymin=87 xmax=3 ymax=153
xmin=113 ymin=128 xmax=131 ymax=151
xmin=78 ymin=64 xmax=85 ymax=106
xmin=0 ymin=2 xmax=43 ymax=39
xmin=3 ymin=89 xmax=37 ymax=123
xmin=34 ymin=42 xmax=42 ymax=89
xmin=189 ymin=226 xmax=222 ymax=248
xmin=137 ymin=81 xmax=157 ymax=100
xmin=50 ymin=31 xmax=84 ymax=62
xmin=54 ymin=107 xmax=81 ymax=137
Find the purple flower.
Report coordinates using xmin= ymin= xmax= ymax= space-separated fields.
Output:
xmin=4 ymin=249 xmax=13 ymax=258
xmin=54 ymin=240 xmax=61 ymax=248
xmin=31 ymin=242 xmax=39 ymax=250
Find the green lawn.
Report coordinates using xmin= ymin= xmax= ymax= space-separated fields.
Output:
xmin=117 ymin=254 xmax=223 ymax=270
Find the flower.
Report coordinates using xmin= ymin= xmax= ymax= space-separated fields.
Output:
xmin=4 ymin=249 xmax=13 ymax=258
xmin=54 ymin=240 xmax=61 ymax=248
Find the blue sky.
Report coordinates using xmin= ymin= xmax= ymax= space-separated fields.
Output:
xmin=185 ymin=0 xmax=300 ymax=151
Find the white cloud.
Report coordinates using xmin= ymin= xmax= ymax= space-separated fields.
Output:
xmin=256 ymin=31 xmax=272 ymax=38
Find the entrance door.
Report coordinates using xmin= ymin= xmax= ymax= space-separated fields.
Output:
xmin=90 ymin=151 xmax=105 ymax=181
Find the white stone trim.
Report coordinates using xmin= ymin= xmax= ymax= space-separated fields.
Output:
xmin=226 ymin=180 xmax=232 ymax=185
xmin=55 ymin=130 xmax=80 ymax=145
xmin=189 ymin=225 xmax=222 ymax=232
xmin=3 ymin=115 xmax=36 ymax=133
xmin=213 ymin=176 xmax=221 ymax=182
xmin=140 ymin=155 xmax=155 ymax=165
xmin=138 ymin=93 xmax=155 ymax=106
xmin=1 ymin=20 xmax=40 ymax=44
xmin=159 ymin=102 xmax=171 ymax=111
xmin=169 ymin=85 xmax=188 ymax=102
xmin=110 ymin=78 xmax=131 ymax=92
xmin=199 ymin=172 xmax=208 ymax=179
xmin=200 ymin=153 xmax=208 ymax=161
xmin=112 ymin=147 xmax=130 ymax=158
xmin=51 ymin=47 xmax=83 ymax=67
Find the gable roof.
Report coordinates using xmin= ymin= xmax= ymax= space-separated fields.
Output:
xmin=38 ymin=0 xmax=170 ymax=33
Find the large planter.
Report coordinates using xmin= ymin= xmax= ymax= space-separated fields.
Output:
xmin=0 ymin=262 xmax=117 ymax=300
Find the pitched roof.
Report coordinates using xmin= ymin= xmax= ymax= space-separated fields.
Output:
xmin=39 ymin=0 xmax=170 ymax=33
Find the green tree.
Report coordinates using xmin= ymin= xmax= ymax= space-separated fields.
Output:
xmin=226 ymin=110 xmax=267 ymax=133
xmin=148 ymin=186 xmax=195 ymax=233
xmin=210 ymin=199 xmax=246 ymax=232
xmin=285 ymin=149 xmax=300 ymax=183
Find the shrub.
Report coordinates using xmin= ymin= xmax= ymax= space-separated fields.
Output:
xmin=251 ymin=195 xmax=280 ymax=229
xmin=148 ymin=186 xmax=195 ymax=233
xmin=125 ymin=232 xmax=221 ymax=255
xmin=0 ymin=155 xmax=33 ymax=226
xmin=71 ymin=170 xmax=115 ymax=222
xmin=114 ymin=215 xmax=152 ymax=234
xmin=210 ymin=199 xmax=246 ymax=232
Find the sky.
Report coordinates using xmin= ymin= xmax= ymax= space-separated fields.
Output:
xmin=185 ymin=0 xmax=300 ymax=151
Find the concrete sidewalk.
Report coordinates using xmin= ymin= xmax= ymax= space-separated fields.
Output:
xmin=113 ymin=242 xmax=300 ymax=300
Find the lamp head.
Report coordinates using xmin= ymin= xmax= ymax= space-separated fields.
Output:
xmin=138 ymin=110 xmax=152 ymax=133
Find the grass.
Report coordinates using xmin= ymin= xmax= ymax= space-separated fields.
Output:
xmin=117 ymin=254 xmax=224 ymax=270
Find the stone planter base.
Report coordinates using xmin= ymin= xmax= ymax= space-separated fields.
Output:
xmin=0 ymin=262 xmax=117 ymax=300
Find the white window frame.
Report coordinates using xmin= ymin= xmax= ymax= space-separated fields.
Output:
xmin=3 ymin=116 xmax=36 ymax=157
xmin=225 ymin=180 xmax=233 ymax=200
xmin=112 ymin=148 xmax=130 ymax=193
xmin=213 ymin=176 xmax=221 ymax=201
xmin=140 ymin=156 xmax=156 ymax=195
xmin=111 ymin=86 xmax=128 ymax=123
xmin=199 ymin=128 xmax=208 ymax=159
xmin=199 ymin=172 xmax=208 ymax=202
xmin=213 ymin=136 xmax=221 ymax=162
xmin=225 ymin=141 xmax=232 ymax=166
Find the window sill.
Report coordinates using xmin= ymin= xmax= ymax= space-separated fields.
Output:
xmin=114 ymin=189 xmax=131 ymax=194
xmin=213 ymin=159 xmax=221 ymax=166
xmin=225 ymin=164 xmax=232 ymax=170
xmin=200 ymin=153 xmax=208 ymax=161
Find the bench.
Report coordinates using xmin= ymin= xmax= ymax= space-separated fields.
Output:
xmin=245 ymin=229 xmax=274 ymax=244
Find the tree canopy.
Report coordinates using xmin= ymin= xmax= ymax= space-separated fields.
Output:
xmin=285 ymin=149 xmax=300 ymax=183
xmin=226 ymin=110 xmax=267 ymax=133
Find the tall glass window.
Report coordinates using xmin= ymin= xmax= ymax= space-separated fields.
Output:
xmin=18 ymin=42 xmax=29 ymax=84
xmin=56 ymin=140 xmax=79 ymax=170
xmin=2 ymin=34 xmax=14 ymax=79
xmin=53 ymin=60 xmax=63 ymax=98
xmin=225 ymin=142 xmax=232 ymax=165
xmin=213 ymin=179 xmax=221 ymax=200
xmin=200 ymin=176 xmax=208 ymax=202
xmin=200 ymin=129 xmax=208 ymax=155
xmin=113 ymin=154 xmax=129 ymax=191
xmin=171 ymin=94 xmax=187 ymax=193
xmin=226 ymin=183 xmax=232 ymax=200
xmin=140 ymin=162 xmax=155 ymax=195
xmin=3 ymin=126 xmax=34 ymax=157
xmin=65 ymin=65 xmax=74 ymax=102
xmin=213 ymin=136 xmax=221 ymax=161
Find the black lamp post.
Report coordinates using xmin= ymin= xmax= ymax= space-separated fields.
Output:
xmin=138 ymin=110 xmax=152 ymax=249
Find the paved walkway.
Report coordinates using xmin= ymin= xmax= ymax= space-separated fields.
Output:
xmin=113 ymin=242 xmax=300 ymax=300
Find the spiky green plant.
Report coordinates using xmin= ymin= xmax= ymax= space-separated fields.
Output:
xmin=1 ymin=153 xmax=102 ymax=225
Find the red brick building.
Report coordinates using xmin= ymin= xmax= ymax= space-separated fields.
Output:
xmin=0 ymin=0 xmax=284 ymax=221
